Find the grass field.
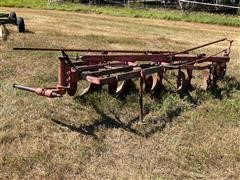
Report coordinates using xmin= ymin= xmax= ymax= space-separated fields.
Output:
xmin=0 ymin=7 xmax=240 ymax=179
xmin=0 ymin=0 xmax=240 ymax=27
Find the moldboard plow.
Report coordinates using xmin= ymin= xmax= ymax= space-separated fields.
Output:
xmin=13 ymin=38 xmax=233 ymax=121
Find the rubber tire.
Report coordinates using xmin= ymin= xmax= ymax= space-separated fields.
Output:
xmin=9 ymin=12 xmax=17 ymax=24
xmin=17 ymin=17 xmax=25 ymax=33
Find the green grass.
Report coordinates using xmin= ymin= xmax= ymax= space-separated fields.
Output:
xmin=0 ymin=0 xmax=240 ymax=27
xmin=0 ymin=7 xmax=240 ymax=178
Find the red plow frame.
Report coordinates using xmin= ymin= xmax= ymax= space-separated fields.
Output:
xmin=13 ymin=38 xmax=233 ymax=121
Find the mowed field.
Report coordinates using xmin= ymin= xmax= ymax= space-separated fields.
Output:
xmin=0 ymin=7 xmax=240 ymax=179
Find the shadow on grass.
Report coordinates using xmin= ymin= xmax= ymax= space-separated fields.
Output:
xmin=209 ymin=76 xmax=240 ymax=100
xmin=52 ymin=96 xmax=185 ymax=139
xmin=52 ymin=76 xmax=240 ymax=139
xmin=24 ymin=29 xmax=35 ymax=34
xmin=51 ymin=116 xmax=141 ymax=140
xmin=143 ymin=106 xmax=183 ymax=138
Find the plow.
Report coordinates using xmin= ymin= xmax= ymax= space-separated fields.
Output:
xmin=0 ymin=12 xmax=25 ymax=33
xmin=13 ymin=38 xmax=233 ymax=121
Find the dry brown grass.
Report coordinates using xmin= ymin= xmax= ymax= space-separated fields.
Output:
xmin=0 ymin=7 xmax=240 ymax=179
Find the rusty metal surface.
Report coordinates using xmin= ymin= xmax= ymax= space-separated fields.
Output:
xmin=13 ymin=38 xmax=233 ymax=119
xmin=14 ymin=38 xmax=232 ymax=97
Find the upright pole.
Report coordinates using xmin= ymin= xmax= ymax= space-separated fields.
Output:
xmin=139 ymin=77 xmax=144 ymax=122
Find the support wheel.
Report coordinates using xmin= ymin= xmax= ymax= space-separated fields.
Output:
xmin=9 ymin=12 xmax=17 ymax=24
xmin=17 ymin=17 xmax=25 ymax=33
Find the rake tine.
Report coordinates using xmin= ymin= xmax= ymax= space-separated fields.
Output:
xmin=79 ymin=83 xmax=102 ymax=96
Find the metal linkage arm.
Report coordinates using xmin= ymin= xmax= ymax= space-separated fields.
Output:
xmin=13 ymin=84 xmax=64 ymax=98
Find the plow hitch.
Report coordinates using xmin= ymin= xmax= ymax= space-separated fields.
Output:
xmin=13 ymin=38 xmax=233 ymax=121
xmin=13 ymin=84 xmax=63 ymax=98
